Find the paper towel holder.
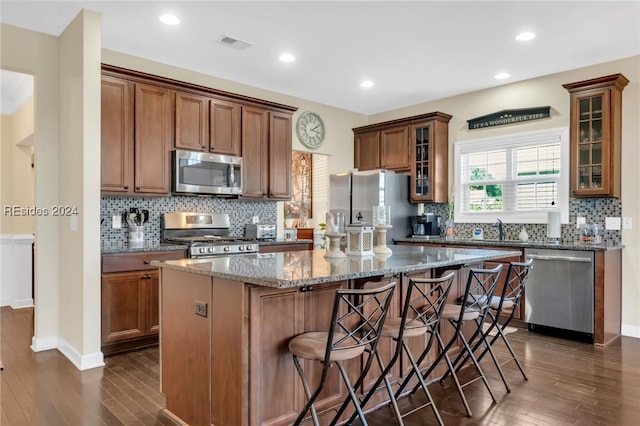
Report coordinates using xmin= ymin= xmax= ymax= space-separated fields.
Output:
xmin=547 ymin=211 xmax=561 ymax=244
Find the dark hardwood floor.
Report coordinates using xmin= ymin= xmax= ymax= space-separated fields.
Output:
xmin=1 ymin=306 xmax=639 ymax=425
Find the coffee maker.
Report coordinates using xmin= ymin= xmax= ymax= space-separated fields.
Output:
xmin=411 ymin=213 xmax=441 ymax=238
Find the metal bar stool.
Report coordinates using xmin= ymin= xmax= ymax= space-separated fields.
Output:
xmin=288 ymin=281 xmax=396 ymax=426
xmin=399 ymin=264 xmax=503 ymax=417
xmin=470 ymin=259 xmax=533 ymax=392
xmin=347 ymin=272 xmax=455 ymax=426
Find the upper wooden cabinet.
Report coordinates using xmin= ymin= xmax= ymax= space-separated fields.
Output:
xmin=101 ymin=76 xmax=171 ymax=195
xmin=241 ymin=107 xmax=293 ymax=200
xmin=409 ymin=114 xmax=451 ymax=203
xmin=353 ymin=112 xmax=451 ymax=203
xmin=353 ymin=125 xmax=410 ymax=171
xmin=101 ymin=75 xmax=134 ymax=193
xmin=134 ymin=83 xmax=172 ymax=194
xmin=563 ymin=74 xmax=628 ymax=198
xmin=101 ymin=64 xmax=296 ymax=197
xmin=175 ymin=91 xmax=242 ymax=156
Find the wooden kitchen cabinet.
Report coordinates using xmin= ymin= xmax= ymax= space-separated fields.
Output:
xmin=410 ymin=115 xmax=451 ymax=203
xmin=354 ymin=130 xmax=380 ymax=171
xmin=101 ymin=75 xmax=134 ymax=193
xmin=353 ymin=126 xmax=410 ymax=172
xmin=563 ymin=73 xmax=629 ymax=198
xmin=241 ymin=106 xmax=293 ymax=200
xmin=174 ymin=91 xmax=242 ymax=156
xmin=101 ymin=250 xmax=185 ymax=354
xmin=100 ymin=75 xmax=172 ymax=195
xmin=258 ymin=242 xmax=312 ymax=253
xmin=353 ymin=112 xmax=451 ymax=203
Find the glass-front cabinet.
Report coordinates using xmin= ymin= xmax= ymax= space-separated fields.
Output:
xmin=409 ymin=113 xmax=452 ymax=203
xmin=563 ymin=74 xmax=628 ymax=197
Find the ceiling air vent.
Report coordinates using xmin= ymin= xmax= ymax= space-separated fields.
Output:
xmin=217 ymin=35 xmax=253 ymax=51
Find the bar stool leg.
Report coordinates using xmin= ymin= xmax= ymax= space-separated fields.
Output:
xmin=292 ymin=355 xmax=321 ymax=426
xmin=401 ymin=340 xmax=444 ymax=425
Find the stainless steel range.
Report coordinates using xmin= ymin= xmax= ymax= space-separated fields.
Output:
xmin=162 ymin=212 xmax=258 ymax=258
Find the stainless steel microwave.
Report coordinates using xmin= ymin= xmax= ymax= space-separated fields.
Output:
xmin=173 ymin=149 xmax=242 ymax=196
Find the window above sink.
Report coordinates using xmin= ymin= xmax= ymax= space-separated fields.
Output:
xmin=454 ymin=127 xmax=569 ymax=224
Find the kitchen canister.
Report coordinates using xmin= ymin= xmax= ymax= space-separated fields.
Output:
xmin=129 ymin=225 xmax=145 ymax=248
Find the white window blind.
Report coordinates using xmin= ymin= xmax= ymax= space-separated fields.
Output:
xmin=454 ymin=127 xmax=569 ymax=224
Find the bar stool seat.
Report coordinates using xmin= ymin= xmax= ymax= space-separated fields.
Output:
xmin=289 ymin=332 xmax=363 ymax=361
xmin=441 ymin=304 xmax=480 ymax=321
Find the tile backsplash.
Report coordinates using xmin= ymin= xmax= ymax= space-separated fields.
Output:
xmin=101 ymin=196 xmax=277 ymax=250
xmin=424 ymin=197 xmax=622 ymax=245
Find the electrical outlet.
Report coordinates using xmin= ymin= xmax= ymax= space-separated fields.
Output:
xmin=605 ymin=217 xmax=621 ymax=230
xmin=576 ymin=216 xmax=586 ymax=229
xmin=195 ymin=301 xmax=208 ymax=318
xmin=112 ymin=215 xmax=122 ymax=229
xmin=252 ymin=215 xmax=259 ymax=224
xmin=623 ymin=217 xmax=632 ymax=229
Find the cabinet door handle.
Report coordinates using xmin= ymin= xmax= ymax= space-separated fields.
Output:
xmin=136 ymin=186 xmax=141 ymax=191
xmin=124 ymin=186 xmax=129 ymax=190
xmin=299 ymin=286 xmax=314 ymax=292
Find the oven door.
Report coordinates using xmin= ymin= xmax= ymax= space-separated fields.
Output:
xmin=173 ymin=149 xmax=242 ymax=195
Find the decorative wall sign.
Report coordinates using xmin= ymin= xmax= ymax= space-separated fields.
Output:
xmin=467 ymin=106 xmax=551 ymax=130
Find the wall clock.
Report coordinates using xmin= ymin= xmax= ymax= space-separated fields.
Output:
xmin=296 ymin=111 xmax=326 ymax=149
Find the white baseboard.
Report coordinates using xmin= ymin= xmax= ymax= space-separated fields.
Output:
xmin=58 ymin=337 xmax=105 ymax=371
xmin=11 ymin=298 xmax=34 ymax=309
xmin=621 ymin=324 xmax=640 ymax=339
xmin=31 ymin=335 xmax=58 ymax=352
xmin=31 ymin=335 xmax=105 ymax=370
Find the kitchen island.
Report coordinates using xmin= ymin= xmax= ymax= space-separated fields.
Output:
xmin=154 ymin=245 xmax=520 ymax=426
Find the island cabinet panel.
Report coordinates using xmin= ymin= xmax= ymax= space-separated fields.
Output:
xmin=160 ymin=269 xmax=212 ymax=426
xmin=247 ymin=281 xmax=350 ymax=426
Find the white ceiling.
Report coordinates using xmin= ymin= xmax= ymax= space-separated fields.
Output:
xmin=1 ymin=1 xmax=639 ymax=115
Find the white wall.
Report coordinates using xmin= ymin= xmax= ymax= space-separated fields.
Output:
xmin=1 ymin=10 xmax=104 ymax=370
xmin=371 ymin=56 xmax=640 ymax=337
xmin=1 ymin=22 xmax=61 ymax=352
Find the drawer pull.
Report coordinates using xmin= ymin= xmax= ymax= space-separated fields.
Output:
xmin=299 ymin=286 xmax=314 ymax=292
xmin=144 ymin=260 xmax=150 ymax=264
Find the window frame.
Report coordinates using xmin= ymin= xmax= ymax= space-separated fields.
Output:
xmin=454 ymin=127 xmax=569 ymax=224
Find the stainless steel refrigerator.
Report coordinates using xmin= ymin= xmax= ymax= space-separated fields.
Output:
xmin=329 ymin=169 xmax=415 ymax=243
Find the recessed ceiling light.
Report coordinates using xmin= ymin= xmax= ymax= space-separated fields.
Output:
xmin=279 ymin=53 xmax=296 ymax=63
xmin=159 ymin=14 xmax=180 ymax=25
xmin=494 ymin=72 xmax=511 ymax=80
xmin=360 ymin=80 xmax=374 ymax=88
xmin=516 ymin=31 xmax=535 ymax=41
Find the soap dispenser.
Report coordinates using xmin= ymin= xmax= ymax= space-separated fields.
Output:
xmin=519 ymin=227 xmax=529 ymax=242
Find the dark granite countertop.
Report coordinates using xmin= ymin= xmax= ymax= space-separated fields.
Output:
xmin=152 ymin=245 xmax=522 ymax=288
xmin=101 ymin=239 xmax=313 ymax=254
xmin=101 ymin=242 xmax=188 ymax=255
xmin=393 ymin=237 xmax=624 ymax=251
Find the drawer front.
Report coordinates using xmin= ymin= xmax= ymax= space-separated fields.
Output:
xmin=102 ymin=250 xmax=186 ymax=273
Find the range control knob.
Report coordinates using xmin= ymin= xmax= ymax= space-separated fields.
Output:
xmin=207 ymin=247 xmax=215 ymax=253
xmin=199 ymin=247 xmax=206 ymax=254
xmin=224 ymin=245 xmax=231 ymax=252
xmin=239 ymin=245 xmax=245 ymax=251
xmin=246 ymin=245 xmax=254 ymax=251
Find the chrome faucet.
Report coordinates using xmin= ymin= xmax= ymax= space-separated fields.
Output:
xmin=494 ymin=219 xmax=505 ymax=241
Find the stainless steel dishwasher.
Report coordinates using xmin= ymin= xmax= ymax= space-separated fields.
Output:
xmin=524 ymin=248 xmax=594 ymax=336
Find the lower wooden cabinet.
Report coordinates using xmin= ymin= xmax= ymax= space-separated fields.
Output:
xmin=101 ymin=270 xmax=159 ymax=343
xmin=101 ymin=250 xmax=185 ymax=354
